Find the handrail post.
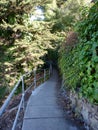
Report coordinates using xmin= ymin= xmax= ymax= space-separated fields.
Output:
xmin=21 ymin=76 xmax=25 ymax=110
xmin=34 ymin=69 xmax=36 ymax=89
xmin=44 ymin=69 xmax=46 ymax=82
xmin=49 ymin=67 xmax=51 ymax=77
xmin=49 ymin=63 xmax=52 ymax=76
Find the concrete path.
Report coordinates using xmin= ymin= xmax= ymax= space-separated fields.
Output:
xmin=22 ymin=70 xmax=82 ymax=130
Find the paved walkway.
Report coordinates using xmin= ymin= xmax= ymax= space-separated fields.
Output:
xmin=22 ymin=70 xmax=82 ymax=130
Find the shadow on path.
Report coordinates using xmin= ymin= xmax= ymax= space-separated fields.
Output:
xmin=22 ymin=69 xmax=85 ymax=130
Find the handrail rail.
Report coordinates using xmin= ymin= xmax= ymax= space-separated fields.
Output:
xmin=0 ymin=65 xmax=52 ymax=130
xmin=0 ymin=78 xmax=21 ymax=116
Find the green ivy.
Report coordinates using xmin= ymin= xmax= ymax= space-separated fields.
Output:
xmin=59 ymin=2 xmax=98 ymax=104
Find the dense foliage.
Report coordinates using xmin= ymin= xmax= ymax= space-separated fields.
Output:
xmin=0 ymin=0 xmax=60 ymax=102
xmin=76 ymin=2 xmax=98 ymax=103
xmin=59 ymin=1 xmax=98 ymax=104
xmin=0 ymin=0 xmax=71 ymax=103
xmin=1 ymin=0 xmax=97 ymax=105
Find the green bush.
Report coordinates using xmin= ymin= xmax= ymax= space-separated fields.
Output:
xmin=76 ymin=2 xmax=98 ymax=103
xmin=59 ymin=2 xmax=98 ymax=104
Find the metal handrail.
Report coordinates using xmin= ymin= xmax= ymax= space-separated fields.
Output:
xmin=12 ymin=94 xmax=24 ymax=130
xmin=0 ymin=78 xmax=21 ymax=116
xmin=0 ymin=66 xmax=52 ymax=130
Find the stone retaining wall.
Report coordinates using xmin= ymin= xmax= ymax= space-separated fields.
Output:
xmin=69 ymin=91 xmax=98 ymax=130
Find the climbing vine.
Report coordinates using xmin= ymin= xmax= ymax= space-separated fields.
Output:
xmin=59 ymin=2 xmax=98 ymax=104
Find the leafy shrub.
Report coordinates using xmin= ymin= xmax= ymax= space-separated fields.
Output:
xmin=75 ymin=2 xmax=98 ymax=103
xmin=59 ymin=31 xmax=80 ymax=89
xmin=59 ymin=2 xmax=98 ymax=104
